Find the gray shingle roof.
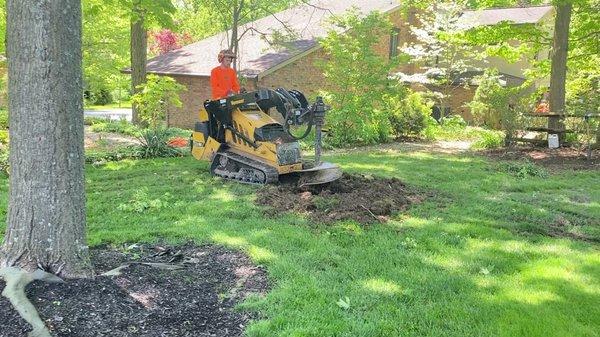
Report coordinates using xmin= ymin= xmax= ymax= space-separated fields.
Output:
xmin=459 ymin=5 xmax=554 ymax=27
xmin=144 ymin=0 xmax=401 ymax=78
xmin=143 ymin=3 xmax=554 ymax=78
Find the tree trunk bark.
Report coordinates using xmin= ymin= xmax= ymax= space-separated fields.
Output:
xmin=1 ymin=0 xmax=93 ymax=278
xmin=548 ymin=2 xmax=572 ymax=138
xmin=131 ymin=0 xmax=147 ymax=125
xmin=229 ymin=0 xmax=242 ymax=71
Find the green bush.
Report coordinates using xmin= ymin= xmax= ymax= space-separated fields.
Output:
xmin=423 ymin=115 xmax=468 ymax=140
xmin=468 ymin=69 xmax=531 ymax=146
xmin=472 ymin=130 xmax=504 ymax=149
xmin=326 ymin=104 xmax=391 ymax=147
xmin=443 ymin=115 xmax=468 ymax=129
xmin=0 ymin=130 xmax=8 ymax=145
xmin=0 ymin=144 xmax=8 ymax=176
xmin=0 ymin=109 xmax=8 ymax=129
xmin=386 ymin=91 xmax=432 ymax=138
xmin=89 ymin=120 xmax=140 ymax=137
xmin=132 ymin=74 xmax=186 ymax=128
xmin=137 ymin=128 xmax=183 ymax=159
xmin=319 ymin=10 xmax=403 ymax=147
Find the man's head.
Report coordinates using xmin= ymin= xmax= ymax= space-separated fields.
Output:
xmin=218 ymin=49 xmax=236 ymax=67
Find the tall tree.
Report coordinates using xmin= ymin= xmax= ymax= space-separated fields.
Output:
xmin=400 ymin=1 xmax=479 ymax=122
xmin=195 ymin=0 xmax=301 ymax=68
xmin=125 ymin=0 xmax=176 ymax=124
xmin=1 ymin=0 xmax=92 ymax=278
xmin=130 ymin=0 xmax=147 ymax=124
xmin=548 ymin=2 xmax=573 ymax=133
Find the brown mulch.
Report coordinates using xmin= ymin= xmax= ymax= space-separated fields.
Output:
xmin=256 ymin=173 xmax=426 ymax=224
xmin=482 ymin=146 xmax=600 ymax=171
xmin=0 ymin=243 xmax=268 ymax=337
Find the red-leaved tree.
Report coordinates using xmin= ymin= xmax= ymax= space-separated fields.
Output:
xmin=150 ymin=29 xmax=192 ymax=55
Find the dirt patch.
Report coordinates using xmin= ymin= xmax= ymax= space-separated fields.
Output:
xmin=0 ymin=243 xmax=268 ymax=337
xmin=84 ymin=126 xmax=139 ymax=150
xmin=483 ymin=146 xmax=600 ymax=172
xmin=257 ymin=174 xmax=425 ymax=224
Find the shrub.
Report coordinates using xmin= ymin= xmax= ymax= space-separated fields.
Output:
xmin=443 ymin=115 xmax=468 ymax=129
xmin=386 ymin=91 xmax=432 ymax=138
xmin=89 ymin=120 xmax=140 ymax=137
xmin=136 ymin=128 xmax=183 ymax=159
xmin=472 ymin=130 xmax=504 ymax=149
xmin=0 ymin=144 xmax=8 ymax=176
xmin=0 ymin=109 xmax=8 ymax=129
xmin=0 ymin=130 xmax=8 ymax=145
xmin=319 ymin=10 xmax=404 ymax=147
xmin=468 ymin=69 xmax=531 ymax=146
xmin=132 ymin=74 xmax=186 ymax=128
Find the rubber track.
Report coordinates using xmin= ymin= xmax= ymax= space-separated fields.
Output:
xmin=211 ymin=150 xmax=279 ymax=185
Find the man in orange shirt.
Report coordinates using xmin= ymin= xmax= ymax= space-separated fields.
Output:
xmin=210 ymin=49 xmax=240 ymax=99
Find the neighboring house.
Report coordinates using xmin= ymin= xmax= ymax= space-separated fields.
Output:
xmin=140 ymin=1 xmax=554 ymax=128
xmin=400 ymin=5 xmax=555 ymax=120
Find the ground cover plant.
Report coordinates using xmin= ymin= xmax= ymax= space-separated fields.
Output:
xmin=1 ymin=145 xmax=597 ymax=337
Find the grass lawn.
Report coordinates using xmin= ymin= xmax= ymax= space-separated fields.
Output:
xmin=0 ymin=146 xmax=598 ymax=337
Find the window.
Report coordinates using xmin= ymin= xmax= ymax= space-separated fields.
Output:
xmin=389 ymin=28 xmax=401 ymax=59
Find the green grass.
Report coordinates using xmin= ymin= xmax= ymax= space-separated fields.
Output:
xmin=0 ymin=147 xmax=598 ymax=337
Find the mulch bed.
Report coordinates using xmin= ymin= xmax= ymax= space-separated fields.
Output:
xmin=483 ymin=146 xmax=600 ymax=171
xmin=0 ymin=243 xmax=268 ymax=337
xmin=257 ymin=173 xmax=425 ymax=224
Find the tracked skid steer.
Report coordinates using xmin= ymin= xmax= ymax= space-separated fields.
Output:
xmin=191 ymin=88 xmax=342 ymax=185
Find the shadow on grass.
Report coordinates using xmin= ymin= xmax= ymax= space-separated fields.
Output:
xmin=0 ymin=151 xmax=598 ymax=337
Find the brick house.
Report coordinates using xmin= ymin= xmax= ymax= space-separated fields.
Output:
xmin=142 ymin=0 xmax=418 ymax=128
xmin=141 ymin=0 xmax=554 ymax=128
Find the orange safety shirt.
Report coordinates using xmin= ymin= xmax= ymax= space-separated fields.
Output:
xmin=210 ymin=66 xmax=240 ymax=99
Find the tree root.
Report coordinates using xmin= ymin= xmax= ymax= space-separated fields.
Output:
xmin=101 ymin=262 xmax=184 ymax=277
xmin=0 ymin=267 xmax=64 ymax=337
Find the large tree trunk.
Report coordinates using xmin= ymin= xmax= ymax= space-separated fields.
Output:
xmin=1 ymin=0 xmax=92 ymax=278
xmin=131 ymin=0 xmax=147 ymax=125
xmin=548 ymin=2 xmax=572 ymax=138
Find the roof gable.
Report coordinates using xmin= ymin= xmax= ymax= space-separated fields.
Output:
xmin=145 ymin=0 xmax=402 ymax=77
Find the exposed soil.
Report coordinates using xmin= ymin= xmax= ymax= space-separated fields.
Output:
xmin=84 ymin=126 xmax=139 ymax=150
xmin=483 ymin=146 xmax=600 ymax=172
xmin=257 ymin=174 xmax=425 ymax=224
xmin=0 ymin=243 xmax=268 ymax=337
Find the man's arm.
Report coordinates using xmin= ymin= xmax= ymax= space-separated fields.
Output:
xmin=210 ymin=68 xmax=220 ymax=96
xmin=231 ymin=69 xmax=240 ymax=94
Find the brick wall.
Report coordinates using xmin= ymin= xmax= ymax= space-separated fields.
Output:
xmin=258 ymin=49 xmax=329 ymax=99
xmin=165 ymin=75 xmax=211 ymax=129
xmin=258 ymin=8 xmax=419 ymax=99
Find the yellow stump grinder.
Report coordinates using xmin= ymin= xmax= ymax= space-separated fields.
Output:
xmin=191 ymin=88 xmax=342 ymax=185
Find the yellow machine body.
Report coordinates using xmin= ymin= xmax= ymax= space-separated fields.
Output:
xmin=192 ymin=107 xmax=303 ymax=175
